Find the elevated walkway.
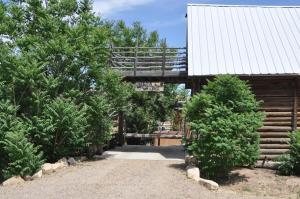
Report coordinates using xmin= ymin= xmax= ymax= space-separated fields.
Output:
xmin=109 ymin=47 xmax=188 ymax=83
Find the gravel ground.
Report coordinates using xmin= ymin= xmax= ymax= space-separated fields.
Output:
xmin=0 ymin=146 xmax=270 ymax=199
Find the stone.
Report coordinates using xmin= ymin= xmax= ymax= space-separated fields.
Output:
xmin=79 ymin=156 xmax=87 ymax=162
xmin=186 ymin=166 xmax=200 ymax=181
xmin=52 ymin=158 xmax=68 ymax=171
xmin=23 ymin=175 xmax=32 ymax=181
xmin=93 ymin=155 xmax=104 ymax=160
xmin=42 ymin=163 xmax=54 ymax=174
xmin=68 ymin=157 xmax=76 ymax=166
xmin=185 ymin=155 xmax=197 ymax=166
xmin=57 ymin=157 xmax=68 ymax=167
xmin=32 ymin=170 xmax=43 ymax=180
xmin=2 ymin=176 xmax=25 ymax=186
xmin=198 ymin=178 xmax=219 ymax=190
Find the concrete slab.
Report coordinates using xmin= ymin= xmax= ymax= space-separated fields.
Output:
xmin=103 ymin=145 xmax=185 ymax=161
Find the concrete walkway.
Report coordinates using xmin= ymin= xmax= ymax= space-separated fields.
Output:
xmin=0 ymin=145 xmax=268 ymax=199
xmin=103 ymin=145 xmax=185 ymax=161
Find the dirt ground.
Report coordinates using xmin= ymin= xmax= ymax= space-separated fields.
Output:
xmin=219 ymin=168 xmax=300 ymax=199
xmin=0 ymin=146 xmax=299 ymax=199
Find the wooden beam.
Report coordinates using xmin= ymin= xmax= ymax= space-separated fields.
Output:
xmin=118 ymin=112 xmax=125 ymax=146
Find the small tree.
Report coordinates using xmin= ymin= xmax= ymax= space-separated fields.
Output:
xmin=2 ymin=130 xmax=44 ymax=179
xmin=277 ymin=131 xmax=300 ymax=176
xmin=185 ymin=75 xmax=264 ymax=179
xmin=29 ymin=98 xmax=88 ymax=162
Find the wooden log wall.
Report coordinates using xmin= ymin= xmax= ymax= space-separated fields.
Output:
xmin=248 ymin=78 xmax=298 ymax=160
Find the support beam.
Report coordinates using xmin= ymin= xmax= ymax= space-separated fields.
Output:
xmin=118 ymin=112 xmax=125 ymax=146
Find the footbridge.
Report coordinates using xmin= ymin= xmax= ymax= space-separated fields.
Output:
xmin=109 ymin=46 xmax=188 ymax=83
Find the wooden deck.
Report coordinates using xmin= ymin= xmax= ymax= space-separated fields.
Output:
xmin=109 ymin=47 xmax=188 ymax=82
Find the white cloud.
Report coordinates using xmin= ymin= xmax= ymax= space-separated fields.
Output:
xmin=93 ymin=0 xmax=155 ymax=16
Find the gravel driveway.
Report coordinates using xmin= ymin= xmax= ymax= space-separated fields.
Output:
xmin=0 ymin=146 xmax=269 ymax=199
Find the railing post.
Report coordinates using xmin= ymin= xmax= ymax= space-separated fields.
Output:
xmin=134 ymin=46 xmax=138 ymax=77
xmin=162 ymin=41 xmax=166 ymax=76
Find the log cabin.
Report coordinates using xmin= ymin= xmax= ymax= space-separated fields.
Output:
xmin=186 ymin=4 xmax=300 ymax=161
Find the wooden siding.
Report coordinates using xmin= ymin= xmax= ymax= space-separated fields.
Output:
xmin=248 ymin=78 xmax=298 ymax=160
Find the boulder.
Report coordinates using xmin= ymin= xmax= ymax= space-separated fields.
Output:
xmin=52 ymin=158 xmax=68 ymax=171
xmin=93 ymin=155 xmax=104 ymax=160
xmin=186 ymin=166 xmax=200 ymax=181
xmin=79 ymin=156 xmax=87 ymax=162
xmin=23 ymin=175 xmax=32 ymax=181
xmin=185 ymin=155 xmax=197 ymax=166
xmin=42 ymin=163 xmax=54 ymax=174
xmin=57 ymin=157 xmax=68 ymax=167
xmin=68 ymin=157 xmax=76 ymax=166
xmin=198 ymin=178 xmax=219 ymax=190
xmin=2 ymin=176 xmax=25 ymax=187
xmin=32 ymin=170 xmax=43 ymax=180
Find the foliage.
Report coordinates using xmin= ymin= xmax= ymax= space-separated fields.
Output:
xmin=184 ymin=75 xmax=264 ymax=179
xmin=28 ymin=98 xmax=88 ymax=162
xmin=0 ymin=0 xmax=177 ymax=179
xmin=86 ymin=95 xmax=113 ymax=146
xmin=277 ymin=131 xmax=300 ymax=176
xmin=1 ymin=130 xmax=44 ymax=179
xmin=125 ymin=84 xmax=177 ymax=134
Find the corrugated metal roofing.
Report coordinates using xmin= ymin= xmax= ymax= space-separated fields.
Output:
xmin=187 ymin=4 xmax=300 ymax=76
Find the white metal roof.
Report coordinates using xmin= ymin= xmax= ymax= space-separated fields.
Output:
xmin=187 ymin=4 xmax=300 ymax=76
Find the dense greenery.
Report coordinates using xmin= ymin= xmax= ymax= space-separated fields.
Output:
xmin=0 ymin=0 xmax=180 ymax=180
xmin=184 ymin=75 xmax=264 ymax=179
xmin=126 ymin=84 xmax=177 ymax=134
xmin=277 ymin=131 xmax=300 ymax=176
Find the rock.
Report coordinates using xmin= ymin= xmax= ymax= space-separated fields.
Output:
xmin=23 ymin=175 xmax=32 ymax=181
xmin=93 ymin=155 xmax=104 ymax=160
xmin=186 ymin=166 xmax=200 ymax=181
xmin=68 ymin=157 xmax=76 ymax=166
xmin=2 ymin=176 xmax=25 ymax=186
xmin=42 ymin=163 xmax=54 ymax=174
xmin=32 ymin=170 xmax=43 ymax=180
xmin=57 ymin=157 xmax=68 ymax=167
xmin=52 ymin=158 xmax=68 ymax=171
xmin=198 ymin=178 xmax=219 ymax=190
xmin=185 ymin=155 xmax=197 ymax=166
xmin=79 ymin=156 xmax=87 ymax=162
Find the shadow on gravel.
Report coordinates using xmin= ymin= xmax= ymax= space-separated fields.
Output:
xmin=168 ymin=163 xmax=186 ymax=171
xmin=217 ymin=173 xmax=249 ymax=185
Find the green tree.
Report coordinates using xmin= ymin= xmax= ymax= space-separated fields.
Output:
xmin=2 ymin=130 xmax=44 ymax=179
xmin=185 ymin=75 xmax=264 ymax=179
xmin=28 ymin=98 xmax=88 ymax=162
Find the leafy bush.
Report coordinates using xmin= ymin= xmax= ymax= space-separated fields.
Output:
xmin=86 ymin=95 xmax=113 ymax=146
xmin=277 ymin=131 xmax=300 ymax=176
xmin=29 ymin=98 xmax=88 ymax=162
xmin=1 ymin=130 xmax=44 ymax=179
xmin=185 ymin=75 xmax=264 ymax=179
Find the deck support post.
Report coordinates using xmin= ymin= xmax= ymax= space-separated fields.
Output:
xmin=118 ymin=111 xmax=125 ymax=146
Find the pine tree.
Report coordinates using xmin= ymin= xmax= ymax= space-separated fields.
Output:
xmin=1 ymin=126 xmax=44 ymax=179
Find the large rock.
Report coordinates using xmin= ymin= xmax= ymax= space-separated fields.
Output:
xmin=2 ymin=176 xmax=25 ymax=187
xmin=57 ymin=157 xmax=68 ymax=167
xmin=185 ymin=155 xmax=197 ymax=166
xmin=42 ymin=163 xmax=54 ymax=174
xmin=68 ymin=157 xmax=76 ymax=166
xmin=23 ymin=175 xmax=32 ymax=181
xmin=186 ymin=166 xmax=200 ymax=181
xmin=198 ymin=178 xmax=219 ymax=190
xmin=32 ymin=170 xmax=43 ymax=180
xmin=52 ymin=158 xmax=68 ymax=170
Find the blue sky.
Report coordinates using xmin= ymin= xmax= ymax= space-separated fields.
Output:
xmin=95 ymin=0 xmax=300 ymax=46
